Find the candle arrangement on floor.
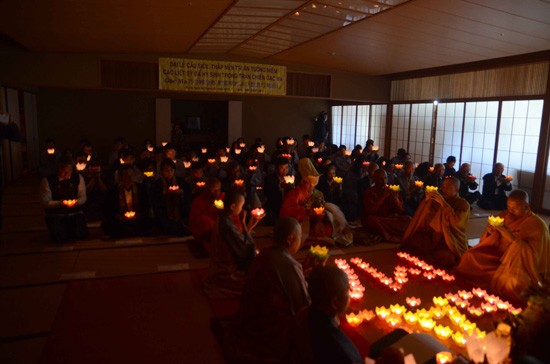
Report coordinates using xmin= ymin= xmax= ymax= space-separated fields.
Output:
xmin=334 ymin=259 xmax=365 ymax=301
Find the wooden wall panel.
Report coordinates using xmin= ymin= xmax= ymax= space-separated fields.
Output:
xmin=391 ymin=62 xmax=549 ymax=101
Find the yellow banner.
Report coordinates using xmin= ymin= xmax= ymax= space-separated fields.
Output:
xmin=159 ymin=58 xmax=286 ymax=96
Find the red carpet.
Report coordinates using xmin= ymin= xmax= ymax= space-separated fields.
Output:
xmin=39 ymin=272 xmax=223 ymax=364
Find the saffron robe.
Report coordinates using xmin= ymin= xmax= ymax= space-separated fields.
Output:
xmin=402 ymin=195 xmax=469 ymax=265
xmin=362 ymin=185 xmax=411 ymax=243
xmin=456 ymin=210 xmax=550 ymax=302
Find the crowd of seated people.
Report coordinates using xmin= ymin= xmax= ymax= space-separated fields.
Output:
xmin=37 ymin=134 xmax=550 ymax=362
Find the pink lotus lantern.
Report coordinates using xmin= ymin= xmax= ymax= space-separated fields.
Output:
xmin=169 ymin=185 xmax=180 ymax=192
xmin=234 ymin=179 xmax=245 ymax=187
xmin=251 ymin=208 xmax=265 ymax=219
xmin=249 ymin=165 xmax=257 ymax=171
xmin=406 ymin=297 xmax=421 ymax=308
xmin=307 ymin=141 xmax=315 ymax=147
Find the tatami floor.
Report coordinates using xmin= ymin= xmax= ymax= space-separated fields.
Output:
xmin=0 ymin=175 xmax=547 ymax=363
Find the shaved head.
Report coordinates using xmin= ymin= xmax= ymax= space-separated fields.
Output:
xmin=273 ymin=217 xmax=302 ymax=253
xmin=508 ymin=189 xmax=528 ymax=203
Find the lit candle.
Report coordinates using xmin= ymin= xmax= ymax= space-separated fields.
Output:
xmin=251 ymin=208 xmax=265 ymax=219
xmin=47 ymin=148 xmax=55 ymax=155
xmin=201 ymin=147 xmax=207 ymax=154
xmin=234 ymin=148 xmax=242 ymax=155
xmin=346 ymin=313 xmax=363 ymax=327
xmin=467 ymin=306 xmax=484 ymax=317
xmin=375 ymin=306 xmax=391 ymax=319
xmin=452 ymin=331 xmax=466 ymax=347
xmin=406 ymin=297 xmax=421 ymax=308
xmin=76 ymin=162 xmax=87 ymax=171
xmin=283 ymin=175 xmax=295 ymax=184
xmin=360 ymin=309 xmax=375 ymax=321
xmin=394 ymin=163 xmax=403 ymax=170
xmin=286 ymin=138 xmax=295 ymax=145
xmin=219 ymin=156 xmax=229 ymax=163
xmin=161 ymin=141 xmax=168 ymax=147
xmin=317 ymin=157 xmax=323 ymax=163
xmin=257 ymin=145 xmax=265 ymax=154
xmin=313 ymin=206 xmax=325 ymax=215
xmin=147 ymin=146 xmax=154 ymax=152
xmin=195 ymin=181 xmax=205 ymax=188
xmin=183 ymin=161 xmax=191 ymax=168
xmin=488 ymin=215 xmax=504 ymax=227
xmin=234 ymin=179 xmax=244 ymax=187
xmin=192 ymin=157 xmax=199 ymax=162
xmin=388 ymin=184 xmax=401 ymax=192
xmin=333 ymin=176 xmax=343 ymax=184
xmin=62 ymin=199 xmax=78 ymax=207
xmin=213 ymin=199 xmax=224 ymax=210
xmin=415 ymin=180 xmax=424 ymax=188
xmin=389 ymin=304 xmax=406 ymax=315
xmin=505 ymin=175 xmax=513 ymax=182
xmin=386 ymin=314 xmax=402 ymax=327
xmin=143 ymin=171 xmax=154 ymax=177
xmin=436 ymin=351 xmax=453 ymax=364
xmin=208 ymin=158 xmax=216 ymax=164
xmin=249 ymin=165 xmax=257 ymax=171
xmin=362 ymin=161 xmax=370 ymax=167
xmin=429 ymin=166 xmax=435 ymax=172
xmin=434 ymin=325 xmax=453 ymax=340
xmin=372 ymin=145 xmax=379 ymax=152
xmin=124 ymin=211 xmax=136 ymax=219
xmin=432 ymin=297 xmax=449 ymax=307
xmin=239 ymin=142 xmax=246 ymax=148
xmin=404 ymin=311 xmax=418 ymax=325
xmin=409 ymin=268 xmax=422 ymax=276
xmin=472 ymin=287 xmax=487 ymax=298
xmin=169 ymin=185 xmax=180 ymax=192
xmin=419 ymin=318 xmax=436 ymax=331
xmin=425 ymin=185 xmax=439 ymax=193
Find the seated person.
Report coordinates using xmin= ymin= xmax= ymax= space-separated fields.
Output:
xmin=455 ymin=163 xmax=480 ymax=205
xmin=402 ymin=177 xmax=469 ymax=267
xmin=362 ymin=169 xmax=411 ymax=243
xmin=455 ymin=190 xmax=549 ymax=302
xmin=264 ymin=157 xmax=294 ymax=225
xmin=477 ymin=162 xmax=513 ymax=211
xmin=280 ymin=158 xmax=334 ymax=245
xmin=150 ymin=158 xmax=191 ymax=236
xmin=316 ymin=165 xmax=343 ymax=207
xmin=226 ymin=216 xmax=310 ymax=363
xmin=290 ymin=265 xmax=362 ymax=364
xmin=189 ymin=177 xmax=222 ymax=256
xmin=204 ymin=191 xmax=262 ymax=299
xmin=443 ymin=155 xmax=456 ymax=177
xmin=101 ymin=165 xmax=153 ymax=239
xmin=396 ymin=161 xmax=424 ymax=216
xmin=40 ymin=157 xmax=88 ymax=243
xmin=422 ymin=163 xmax=444 ymax=189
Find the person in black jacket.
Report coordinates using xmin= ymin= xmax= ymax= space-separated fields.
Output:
xmin=477 ymin=162 xmax=513 ymax=210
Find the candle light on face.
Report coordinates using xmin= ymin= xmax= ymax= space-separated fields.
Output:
xmin=86 ymin=154 xmax=91 ymax=162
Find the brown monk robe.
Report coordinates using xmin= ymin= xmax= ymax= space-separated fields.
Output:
xmin=362 ymin=169 xmax=411 ymax=243
xmin=456 ymin=190 xmax=550 ymax=302
xmin=402 ymin=177 xmax=469 ymax=267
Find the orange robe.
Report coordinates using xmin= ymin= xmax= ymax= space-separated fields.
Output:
xmin=402 ymin=195 xmax=469 ymax=265
xmin=189 ymin=192 xmax=219 ymax=248
xmin=457 ymin=210 xmax=550 ymax=301
xmin=361 ymin=185 xmax=411 ymax=243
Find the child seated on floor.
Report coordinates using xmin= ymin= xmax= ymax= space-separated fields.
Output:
xmin=203 ymin=190 xmax=262 ymax=299
xmin=290 ymin=265 xmax=362 ymax=364
xmin=225 ymin=216 xmax=310 ymax=363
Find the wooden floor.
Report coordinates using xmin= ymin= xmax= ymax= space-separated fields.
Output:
xmin=0 ymin=175 xmax=547 ymax=363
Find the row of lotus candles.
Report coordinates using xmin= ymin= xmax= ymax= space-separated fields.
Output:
xmin=333 ymin=259 xmax=366 ymax=300
xmin=387 ymin=183 xmax=440 ymax=193
xmin=395 ymin=252 xmax=456 ymax=282
xmin=345 ymin=287 xmax=521 ymax=348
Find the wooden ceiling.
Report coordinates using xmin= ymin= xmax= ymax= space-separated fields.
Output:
xmin=1 ymin=0 xmax=549 ymax=76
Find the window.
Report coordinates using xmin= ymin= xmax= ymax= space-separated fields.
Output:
xmin=390 ymin=104 xmax=410 ymax=158
xmin=331 ymin=104 xmax=387 ymax=150
xmin=408 ymin=103 xmax=433 ymax=163
xmin=497 ymin=100 xmax=542 ymax=198
xmin=434 ymin=102 xmax=464 ymax=167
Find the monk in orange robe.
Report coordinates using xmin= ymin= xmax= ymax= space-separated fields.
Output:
xmin=402 ymin=177 xmax=469 ymax=267
xmin=456 ymin=190 xmax=550 ymax=302
xmin=362 ymin=169 xmax=411 ymax=243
